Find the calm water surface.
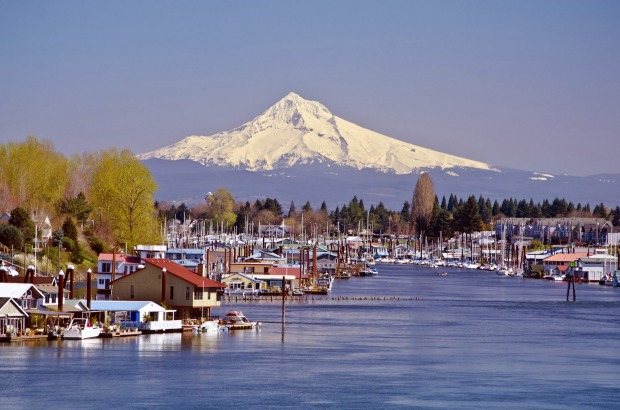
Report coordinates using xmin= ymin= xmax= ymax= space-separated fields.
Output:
xmin=2 ymin=264 xmax=619 ymax=409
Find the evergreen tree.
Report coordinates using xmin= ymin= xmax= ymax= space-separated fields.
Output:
xmin=593 ymin=202 xmax=607 ymax=219
xmin=61 ymin=217 xmax=78 ymax=244
xmin=480 ymin=200 xmax=492 ymax=224
xmin=288 ymin=201 xmax=297 ymax=218
xmin=320 ymin=201 xmax=328 ymax=214
xmin=492 ymin=200 xmax=500 ymax=216
xmin=400 ymin=201 xmax=410 ymax=223
xmin=516 ymin=199 xmax=529 ymax=218
xmin=447 ymin=194 xmax=458 ymax=213
xmin=611 ymin=206 xmax=620 ymax=227
xmin=8 ymin=207 xmax=35 ymax=245
xmin=0 ymin=225 xmax=24 ymax=249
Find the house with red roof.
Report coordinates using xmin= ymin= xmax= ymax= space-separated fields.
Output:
xmin=111 ymin=258 xmax=226 ymax=319
xmin=542 ymin=252 xmax=588 ymax=276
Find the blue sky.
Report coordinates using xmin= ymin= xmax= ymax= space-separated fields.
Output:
xmin=1 ymin=0 xmax=619 ymax=176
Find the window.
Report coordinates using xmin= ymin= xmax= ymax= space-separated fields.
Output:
xmin=101 ymin=262 xmax=111 ymax=273
xmin=186 ymin=286 xmax=190 ymax=301
xmin=170 ymin=286 xmax=174 ymax=300
xmin=194 ymin=289 xmax=203 ymax=300
xmin=130 ymin=285 xmax=135 ymax=299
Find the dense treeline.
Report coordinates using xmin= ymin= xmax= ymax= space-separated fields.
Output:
xmin=158 ymin=189 xmax=620 ymax=242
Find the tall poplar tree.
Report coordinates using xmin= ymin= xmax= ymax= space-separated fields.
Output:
xmin=410 ymin=173 xmax=435 ymax=236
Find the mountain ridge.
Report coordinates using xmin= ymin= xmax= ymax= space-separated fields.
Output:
xmin=138 ymin=92 xmax=497 ymax=174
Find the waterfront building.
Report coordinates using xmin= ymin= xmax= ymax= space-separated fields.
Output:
xmin=574 ymin=248 xmax=618 ymax=282
xmin=90 ymin=300 xmax=180 ymax=332
xmin=96 ymin=252 xmax=143 ymax=297
xmin=111 ymin=258 xmax=225 ymax=319
xmin=165 ymin=248 xmax=204 ymax=269
xmin=495 ymin=217 xmax=611 ymax=245
xmin=221 ymin=272 xmax=263 ymax=294
xmin=541 ymin=252 xmax=588 ymax=276
xmin=0 ymin=283 xmax=45 ymax=310
xmin=134 ymin=245 xmax=167 ymax=259
xmin=0 ymin=298 xmax=29 ymax=336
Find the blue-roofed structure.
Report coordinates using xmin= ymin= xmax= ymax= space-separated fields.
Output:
xmin=89 ymin=300 xmax=181 ymax=333
xmin=165 ymin=248 xmax=205 ymax=269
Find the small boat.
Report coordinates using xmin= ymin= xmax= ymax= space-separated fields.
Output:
xmin=437 ymin=272 xmax=448 ymax=276
xmin=62 ymin=318 xmax=102 ymax=340
xmin=219 ymin=311 xmax=259 ymax=330
xmin=359 ymin=265 xmax=378 ymax=276
xmin=303 ymin=286 xmax=330 ymax=295
xmin=196 ymin=319 xmax=221 ymax=332
xmin=182 ymin=319 xmax=200 ymax=331
xmin=291 ymin=288 xmax=305 ymax=296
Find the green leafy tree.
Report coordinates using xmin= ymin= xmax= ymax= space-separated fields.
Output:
xmin=0 ymin=136 xmax=70 ymax=213
xmin=89 ymin=149 xmax=160 ymax=248
xmin=205 ymin=187 xmax=237 ymax=230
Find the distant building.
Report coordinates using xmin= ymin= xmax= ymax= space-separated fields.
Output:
xmin=97 ymin=253 xmax=143 ymax=296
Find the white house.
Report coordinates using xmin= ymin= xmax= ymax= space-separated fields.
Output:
xmin=89 ymin=300 xmax=181 ymax=332
xmin=96 ymin=253 xmax=143 ymax=296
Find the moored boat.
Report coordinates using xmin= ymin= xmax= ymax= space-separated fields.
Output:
xmin=196 ymin=319 xmax=221 ymax=332
xmin=359 ymin=264 xmax=378 ymax=276
xmin=219 ymin=311 xmax=259 ymax=330
xmin=62 ymin=318 xmax=102 ymax=340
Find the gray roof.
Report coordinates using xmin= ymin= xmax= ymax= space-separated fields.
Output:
xmin=0 ymin=283 xmax=45 ymax=299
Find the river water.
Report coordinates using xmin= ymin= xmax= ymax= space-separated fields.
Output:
xmin=2 ymin=264 xmax=619 ymax=409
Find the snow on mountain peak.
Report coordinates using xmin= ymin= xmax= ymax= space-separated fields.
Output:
xmin=138 ymin=92 xmax=497 ymax=174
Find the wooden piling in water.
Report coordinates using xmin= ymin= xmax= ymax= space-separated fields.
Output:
xmin=566 ymin=274 xmax=576 ymax=301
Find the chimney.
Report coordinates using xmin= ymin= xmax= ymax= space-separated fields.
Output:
xmin=196 ymin=259 xmax=207 ymax=277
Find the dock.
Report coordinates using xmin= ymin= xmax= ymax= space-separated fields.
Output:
xmin=99 ymin=329 xmax=142 ymax=338
xmin=0 ymin=334 xmax=50 ymax=343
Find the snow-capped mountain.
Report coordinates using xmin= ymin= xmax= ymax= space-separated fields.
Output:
xmin=139 ymin=92 xmax=618 ymax=209
xmin=138 ymin=92 xmax=496 ymax=174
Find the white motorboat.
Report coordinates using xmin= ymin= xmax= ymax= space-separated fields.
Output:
xmin=220 ymin=311 xmax=259 ymax=329
xmin=196 ymin=319 xmax=221 ymax=332
xmin=62 ymin=318 xmax=102 ymax=340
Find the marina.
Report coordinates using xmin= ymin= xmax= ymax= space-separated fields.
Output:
xmin=1 ymin=263 xmax=619 ymax=408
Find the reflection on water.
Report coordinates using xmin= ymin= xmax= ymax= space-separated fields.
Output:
xmin=1 ymin=264 xmax=619 ymax=409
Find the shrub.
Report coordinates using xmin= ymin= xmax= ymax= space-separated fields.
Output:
xmin=0 ymin=224 xmax=24 ymax=249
